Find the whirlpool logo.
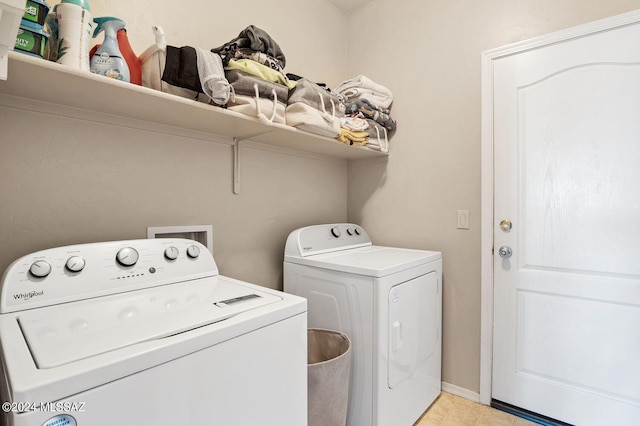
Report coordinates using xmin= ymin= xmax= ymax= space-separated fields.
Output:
xmin=13 ymin=290 xmax=44 ymax=301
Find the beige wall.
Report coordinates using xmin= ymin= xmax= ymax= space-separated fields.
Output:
xmin=47 ymin=0 xmax=348 ymax=85
xmin=0 ymin=0 xmax=349 ymax=288
xmin=346 ymin=0 xmax=640 ymax=393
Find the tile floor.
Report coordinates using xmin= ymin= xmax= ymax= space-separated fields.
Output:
xmin=415 ymin=392 xmax=538 ymax=426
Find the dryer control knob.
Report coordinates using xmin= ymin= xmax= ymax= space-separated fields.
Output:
xmin=65 ymin=256 xmax=86 ymax=273
xmin=187 ymin=245 xmax=200 ymax=259
xmin=164 ymin=246 xmax=179 ymax=261
xmin=354 ymin=227 xmax=361 ymax=235
xmin=116 ymin=247 xmax=139 ymax=267
xmin=29 ymin=260 xmax=51 ymax=278
xmin=331 ymin=227 xmax=341 ymax=238
xmin=346 ymin=228 xmax=354 ymax=236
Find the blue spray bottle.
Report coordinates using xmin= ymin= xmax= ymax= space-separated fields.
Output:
xmin=90 ymin=17 xmax=130 ymax=82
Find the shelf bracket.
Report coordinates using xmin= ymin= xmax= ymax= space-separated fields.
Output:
xmin=233 ymin=137 xmax=242 ymax=195
xmin=232 ymin=131 xmax=274 ymax=195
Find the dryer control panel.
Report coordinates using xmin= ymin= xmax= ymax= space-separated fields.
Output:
xmin=284 ymin=223 xmax=372 ymax=257
xmin=0 ymin=239 xmax=218 ymax=313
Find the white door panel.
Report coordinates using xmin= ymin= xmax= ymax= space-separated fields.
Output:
xmin=519 ymin=64 xmax=640 ymax=275
xmin=492 ymin=13 xmax=640 ymax=426
xmin=516 ymin=289 xmax=640 ymax=402
xmin=388 ymin=272 xmax=438 ymax=389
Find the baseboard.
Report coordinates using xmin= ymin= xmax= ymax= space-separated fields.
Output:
xmin=441 ymin=382 xmax=481 ymax=403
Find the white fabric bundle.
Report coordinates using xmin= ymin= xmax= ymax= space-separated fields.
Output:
xmin=286 ymin=102 xmax=341 ymax=137
xmin=227 ymin=83 xmax=286 ymax=125
xmin=340 ymin=116 xmax=369 ymax=132
xmin=334 ymin=75 xmax=393 ymax=110
xmin=195 ymin=47 xmax=230 ymax=106
xmin=286 ymin=79 xmax=342 ymax=138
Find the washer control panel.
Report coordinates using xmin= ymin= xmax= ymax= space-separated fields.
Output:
xmin=284 ymin=223 xmax=371 ymax=257
xmin=0 ymin=239 xmax=216 ymax=313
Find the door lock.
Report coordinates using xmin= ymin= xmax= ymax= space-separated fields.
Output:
xmin=498 ymin=246 xmax=512 ymax=258
xmin=500 ymin=219 xmax=512 ymax=232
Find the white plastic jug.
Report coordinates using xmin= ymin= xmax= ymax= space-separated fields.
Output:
xmin=139 ymin=26 xmax=166 ymax=91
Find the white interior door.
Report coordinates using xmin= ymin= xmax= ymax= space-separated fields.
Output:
xmin=491 ymin=14 xmax=640 ymax=426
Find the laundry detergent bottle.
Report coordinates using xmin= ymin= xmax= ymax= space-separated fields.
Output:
xmin=90 ymin=17 xmax=130 ymax=82
xmin=117 ymin=29 xmax=142 ymax=85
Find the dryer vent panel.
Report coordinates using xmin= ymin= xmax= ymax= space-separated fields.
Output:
xmin=147 ymin=225 xmax=213 ymax=254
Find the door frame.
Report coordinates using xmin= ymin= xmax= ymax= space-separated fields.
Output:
xmin=479 ymin=8 xmax=640 ymax=405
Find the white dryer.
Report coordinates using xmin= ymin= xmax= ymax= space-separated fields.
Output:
xmin=284 ymin=223 xmax=441 ymax=426
xmin=0 ymin=238 xmax=307 ymax=426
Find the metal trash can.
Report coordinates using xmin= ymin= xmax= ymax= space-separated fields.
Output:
xmin=307 ymin=328 xmax=352 ymax=426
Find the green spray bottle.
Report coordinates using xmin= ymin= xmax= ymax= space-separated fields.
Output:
xmin=90 ymin=17 xmax=130 ymax=82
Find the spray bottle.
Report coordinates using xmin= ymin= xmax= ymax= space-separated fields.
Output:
xmin=89 ymin=26 xmax=141 ymax=85
xmin=90 ymin=17 xmax=129 ymax=82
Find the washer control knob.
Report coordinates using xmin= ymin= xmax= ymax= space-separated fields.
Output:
xmin=186 ymin=245 xmax=200 ymax=259
xmin=164 ymin=246 xmax=179 ymax=261
xmin=346 ymin=228 xmax=354 ymax=236
xmin=29 ymin=260 xmax=52 ymax=278
xmin=331 ymin=227 xmax=341 ymax=238
xmin=116 ymin=247 xmax=139 ymax=267
xmin=65 ymin=256 xmax=86 ymax=273
xmin=354 ymin=227 xmax=361 ymax=235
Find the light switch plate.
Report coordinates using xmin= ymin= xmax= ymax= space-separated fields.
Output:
xmin=457 ymin=210 xmax=470 ymax=230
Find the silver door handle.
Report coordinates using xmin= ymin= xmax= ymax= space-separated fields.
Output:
xmin=498 ymin=246 xmax=512 ymax=258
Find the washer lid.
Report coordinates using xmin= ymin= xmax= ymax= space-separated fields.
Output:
xmin=17 ymin=277 xmax=281 ymax=369
xmin=285 ymin=245 xmax=441 ymax=277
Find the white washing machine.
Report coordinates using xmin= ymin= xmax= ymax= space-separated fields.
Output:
xmin=0 ymin=238 xmax=307 ymax=426
xmin=284 ymin=223 xmax=442 ymax=426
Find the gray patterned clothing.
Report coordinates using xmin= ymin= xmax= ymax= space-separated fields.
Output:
xmin=344 ymin=98 xmax=396 ymax=132
xmin=211 ymin=25 xmax=286 ymax=70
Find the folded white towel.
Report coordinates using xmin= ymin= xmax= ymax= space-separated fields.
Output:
xmin=335 ymin=75 xmax=393 ymax=110
xmin=340 ymin=116 xmax=369 ymax=132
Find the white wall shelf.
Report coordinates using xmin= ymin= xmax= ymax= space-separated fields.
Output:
xmin=0 ymin=52 xmax=387 ymax=162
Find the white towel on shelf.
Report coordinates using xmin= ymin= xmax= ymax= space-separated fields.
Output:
xmin=335 ymin=75 xmax=393 ymax=110
xmin=340 ymin=116 xmax=369 ymax=132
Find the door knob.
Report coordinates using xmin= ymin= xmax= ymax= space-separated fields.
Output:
xmin=498 ymin=246 xmax=512 ymax=258
xmin=500 ymin=219 xmax=512 ymax=232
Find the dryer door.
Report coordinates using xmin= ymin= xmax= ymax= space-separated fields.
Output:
xmin=388 ymin=271 xmax=438 ymax=388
